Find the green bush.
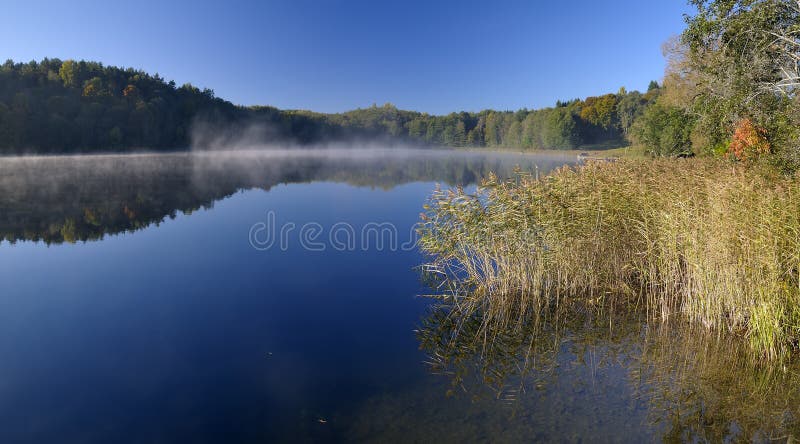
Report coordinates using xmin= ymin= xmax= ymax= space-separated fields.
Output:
xmin=630 ymin=100 xmax=695 ymax=156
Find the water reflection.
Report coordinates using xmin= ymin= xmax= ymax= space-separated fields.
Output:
xmin=638 ymin=324 xmax=800 ymax=442
xmin=0 ymin=149 xmax=571 ymax=245
xmin=5 ymin=147 xmax=797 ymax=441
xmin=416 ymin=300 xmax=800 ymax=442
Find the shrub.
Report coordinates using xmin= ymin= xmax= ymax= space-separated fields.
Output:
xmin=629 ymin=100 xmax=695 ymax=157
xmin=727 ymin=118 xmax=770 ymax=161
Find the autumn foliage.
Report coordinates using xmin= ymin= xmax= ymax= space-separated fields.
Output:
xmin=123 ymin=84 xmax=139 ymax=99
xmin=727 ymin=118 xmax=770 ymax=161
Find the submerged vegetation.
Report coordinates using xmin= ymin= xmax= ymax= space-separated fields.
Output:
xmin=416 ymin=299 xmax=800 ymax=441
xmin=419 ymin=159 xmax=800 ymax=360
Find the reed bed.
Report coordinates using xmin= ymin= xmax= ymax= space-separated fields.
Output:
xmin=418 ymin=159 xmax=800 ymax=361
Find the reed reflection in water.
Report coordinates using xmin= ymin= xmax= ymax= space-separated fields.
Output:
xmin=415 ymin=297 xmax=800 ymax=442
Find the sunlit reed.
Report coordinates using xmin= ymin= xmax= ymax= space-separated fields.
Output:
xmin=419 ymin=159 xmax=800 ymax=360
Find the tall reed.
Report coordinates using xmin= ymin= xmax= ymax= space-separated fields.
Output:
xmin=418 ymin=159 xmax=800 ymax=360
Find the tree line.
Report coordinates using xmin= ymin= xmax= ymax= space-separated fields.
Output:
xmin=0 ymin=58 xmax=660 ymax=154
xmin=288 ymin=85 xmax=658 ymax=150
xmin=4 ymin=1 xmax=798 ymax=162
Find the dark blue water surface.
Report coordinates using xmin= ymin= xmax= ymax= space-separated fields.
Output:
xmin=1 ymin=149 xmax=798 ymax=443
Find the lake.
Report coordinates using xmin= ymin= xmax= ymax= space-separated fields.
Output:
xmin=0 ymin=149 xmax=798 ymax=443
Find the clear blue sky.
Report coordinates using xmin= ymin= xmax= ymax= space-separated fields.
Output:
xmin=2 ymin=0 xmax=692 ymax=114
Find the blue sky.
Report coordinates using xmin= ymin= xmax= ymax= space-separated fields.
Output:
xmin=2 ymin=0 xmax=692 ymax=114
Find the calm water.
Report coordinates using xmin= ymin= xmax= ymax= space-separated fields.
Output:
xmin=0 ymin=149 xmax=798 ymax=443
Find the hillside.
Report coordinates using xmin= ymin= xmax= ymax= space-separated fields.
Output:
xmin=0 ymin=58 xmax=657 ymax=153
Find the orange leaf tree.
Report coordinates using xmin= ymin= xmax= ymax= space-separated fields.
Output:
xmin=727 ymin=118 xmax=770 ymax=161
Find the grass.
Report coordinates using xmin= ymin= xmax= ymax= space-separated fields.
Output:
xmin=418 ymin=158 xmax=800 ymax=361
xmin=589 ymin=144 xmax=648 ymax=159
xmin=456 ymin=142 xmax=645 ymax=159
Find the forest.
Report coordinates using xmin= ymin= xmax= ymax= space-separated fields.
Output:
xmin=0 ymin=58 xmax=661 ymax=154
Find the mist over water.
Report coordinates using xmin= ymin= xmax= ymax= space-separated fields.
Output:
xmin=0 ymin=148 xmax=573 ymax=245
xmin=188 ymin=116 xmax=434 ymax=152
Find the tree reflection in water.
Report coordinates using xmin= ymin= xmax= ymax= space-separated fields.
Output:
xmin=0 ymin=149 xmax=571 ymax=245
